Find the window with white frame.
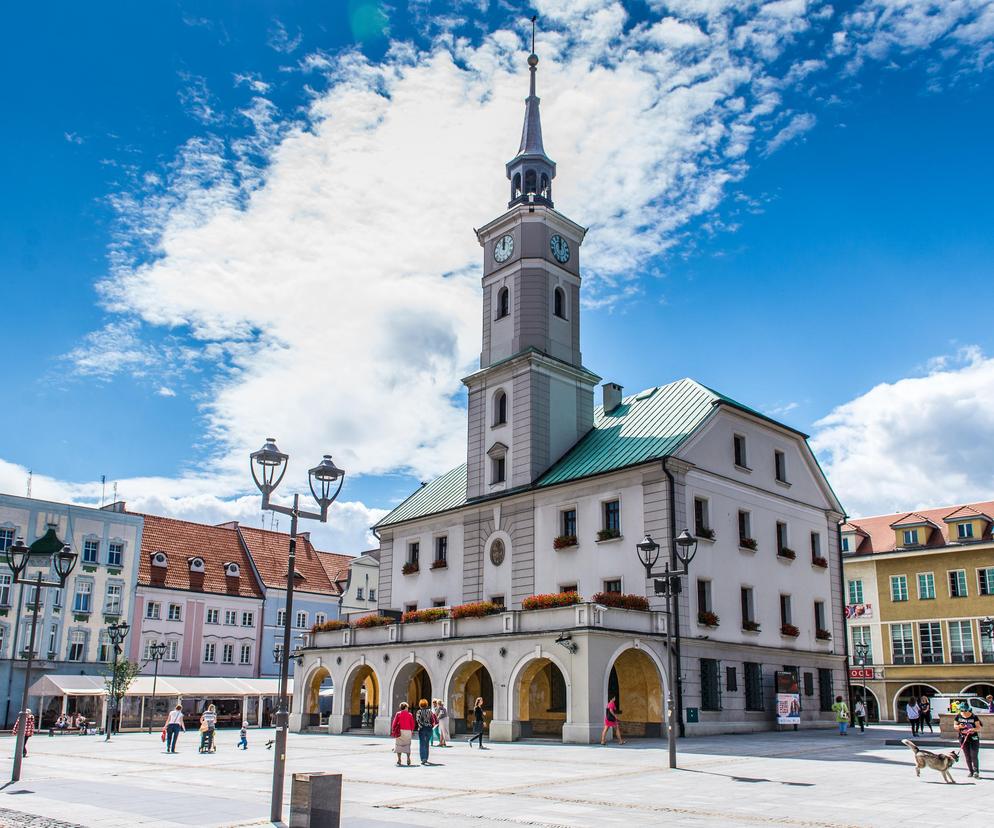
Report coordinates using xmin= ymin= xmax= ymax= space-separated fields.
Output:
xmin=368 ymin=588 xmax=376 ymax=602
xmin=919 ymin=621 xmax=943 ymax=663
xmin=0 ymin=527 xmax=14 ymax=551
xmin=780 ymin=594 xmax=793 ymax=627
xmin=491 ymin=454 xmax=506 ymax=484
xmin=104 ymin=583 xmax=122 ymax=615
xmin=206 ymin=608 xmax=219 ymax=624
xmin=774 ymin=449 xmax=788 ymax=483
xmin=847 ymin=579 xmax=864 ymax=604
xmin=67 ymin=629 xmax=86 ymax=661
xmin=276 ymin=609 xmax=286 ymax=627
xmin=356 ymin=587 xmax=364 ymax=600
xmin=47 ymin=624 xmax=58 ymax=657
xmin=143 ymin=638 xmax=157 ymax=660
xmin=813 ymin=601 xmax=826 ymax=632
xmin=108 ymin=542 xmax=124 ymax=567
xmin=493 ymin=390 xmax=508 ymax=426
xmin=694 ymin=497 xmax=710 ymax=536
xmin=315 ymin=613 xmax=326 ymax=626
xmin=738 ymin=510 xmax=752 ymax=544
xmin=697 ymin=579 xmax=712 ymax=614
xmin=890 ymin=575 xmax=908 ymax=602
xmin=73 ymin=581 xmax=93 ymax=613
xmin=222 ymin=643 xmax=234 ymax=664
xmin=434 ymin=535 xmax=448 ymax=564
xmin=166 ymin=640 xmax=179 ymax=661
xmin=296 ymin=611 xmax=308 ymax=629
xmin=891 ymin=623 xmax=915 ymax=664
xmin=957 ymin=522 xmax=974 ymax=539
xmin=948 ymin=570 xmax=968 ymax=598
xmin=146 ymin=601 xmax=161 ymax=620
xmin=0 ymin=573 xmax=10 ymax=606
xmin=733 ymin=433 xmax=748 ymax=468
xmin=203 ymin=642 xmax=216 ymax=662
xmin=776 ymin=522 xmax=789 ymax=553
xmin=740 ymin=586 xmax=756 ymax=626
xmin=979 ymin=567 xmax=994 ymax=596
xmin=841 ymin=535 xmax=850 ymax=553
xmin=603 ymin=578 xmax=622 ymax=594
xmin=98 ymin=631 xmax=112 ymax=662
xmin=902 ymin=528 xmax=920 ymax=546
xmin=26 ymin=584 xmax=43 ymax=609
xmin=603 ymin=499 xmax=621 ymax=534
xmin=241 ymin=611 xmax=254 ymax=627
xmin=982 ymin=625 xmax=994 ymax=663
xmin=82 ymin=539 xmax=100 ymax=564
xmin=240 ymin=644 xmax=252 ymax=665
xmin=51 ymin=587 xmax=62 ymax=608
xmin=168 ymin=603 xmax=182 ymax=621
xmin=917 ymin=572 xmax=935 ymax=600
xmin=407 ymin=542 xmax=420 ymax=566
xmin=224 ymin=609 xmax=237 ymax=625
xmin=949 ymin=620 xmax=975 ymax=663
xmin=851 ymin=626 xmax=872 ymax=663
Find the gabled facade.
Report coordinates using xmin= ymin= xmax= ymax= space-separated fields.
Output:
xmin=335 ymin=549 xmax=379 ymax=618
xmin=294 ymin=45 xmax=846 ymax=741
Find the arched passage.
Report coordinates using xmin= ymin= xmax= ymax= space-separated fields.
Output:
xmin=446 ymin=659 xmax=493 ymax=736
xmin=390 ymin=660 xmax=432 ymax=715
xmin=893 ymin=684 xmax=940 ymax=722
xmin=961 ymin=682 xmax=994 ymax=700
xmin=343 ymin=663 xmax=380 ymax=731
xmin=848 ymin=684 xmax=881 ymax=723
xmin=304 ymin=666 xmax=334 ymax=727
xmin=606 ymin=648 xmax=664 ymax=738
xmin=513 ymin=657 xmax=569 ymax=739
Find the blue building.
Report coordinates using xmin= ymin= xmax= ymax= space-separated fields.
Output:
xmin=0 ymin=494 xmax=143 ymax=727
xmin=235 ymin=525 xmax=351 ymax=677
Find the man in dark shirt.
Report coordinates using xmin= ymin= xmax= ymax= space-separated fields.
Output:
xmin=954 ymin=709 xmax=982 ymax=779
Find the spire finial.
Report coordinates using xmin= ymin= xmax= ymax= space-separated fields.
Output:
xmin=531 ymin=15 xmax=537 ymax=55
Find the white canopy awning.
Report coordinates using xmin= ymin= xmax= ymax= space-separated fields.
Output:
xmin=29 ymin=674 xmax=292 ymax=698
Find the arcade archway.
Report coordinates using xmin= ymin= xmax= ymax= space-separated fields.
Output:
xmin=344 ymin=664 xmax=380 ymax=731
xmin=893 ymin=684 xmax=939 ymax=722
xmin=512 ymin=656 xmax=569 ymax=738
xmin=447 ymin=659 xmax=494 ymax=735
xmin=606 ymin=648 xmax=664 ymax=738
xmin=848 ymin=685 xmax=880 ymax=723
xmin=304 ymin=666 xmax=334 ymax=727
xmin=390 ymin=661 xmax=432 ymax=713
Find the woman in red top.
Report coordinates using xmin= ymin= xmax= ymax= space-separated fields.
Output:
xmin=600 ymin=697 xmax=625 ymax=745
xmin=14 ymin=709 xmax=35 ymax=757
xmin=391 ymin=702 xmax=416 ymax=766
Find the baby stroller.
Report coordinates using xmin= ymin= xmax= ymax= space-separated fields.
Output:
xmin=198 ymin=726 xmax=216 ymax=753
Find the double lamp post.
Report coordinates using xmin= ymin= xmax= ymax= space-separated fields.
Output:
xmin=249 ymin=438 xmax=345 ymax=824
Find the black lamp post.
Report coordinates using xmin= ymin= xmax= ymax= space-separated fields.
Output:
xmin=635 ymin=528 xmax=699 ymax=770
xmin=104 ymin=620 xmax=131 ymax=741
xmin=854 ymin=641 xmax=869 ymax=722
xmin=5 ymin=537 xmax=77 ymax=782
xmin=250 ymin=438 xmax=345 ymax=824
xmin=147 ymin=641 xmax=168 ymax=734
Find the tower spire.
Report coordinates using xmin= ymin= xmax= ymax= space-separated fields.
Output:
xmin=506 ymin=15 xmax=556 ymax=208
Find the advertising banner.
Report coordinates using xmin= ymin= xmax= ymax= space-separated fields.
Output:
xmin=845 ymin=603 xmax=873 ymax=619
xmin=775 ymin=671 xmax=801 ymax=726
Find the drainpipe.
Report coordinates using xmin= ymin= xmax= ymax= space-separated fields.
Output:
xmin=836 ymin=517 xmax=854 ymax=715
xmin=662 ymin=459 xmax=686 ymax=738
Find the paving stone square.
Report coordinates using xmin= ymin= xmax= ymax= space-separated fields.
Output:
xmin=0 ymin=726 xmax=989 ymax=827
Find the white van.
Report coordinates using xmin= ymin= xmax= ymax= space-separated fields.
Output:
xmin=929 ymin=694 xmax=990 ymax=717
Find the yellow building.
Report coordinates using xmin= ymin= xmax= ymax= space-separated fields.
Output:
xmin=841 ymin=502 xmax=994 ymax=721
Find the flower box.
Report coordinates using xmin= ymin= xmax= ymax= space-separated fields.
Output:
xmin=107 ymin=569 xmax=122 ymax=576
xmin=522 ymin=592 xmax=582 ymax=611
xmin=777 ymin=547 xmax=796 ymax=560
xmin=311 ymin=619 xmax=349 ymax=633
xmin=739 ymin=537 xmax=758 ymax=551
xmin=811 ymin=555 xmax=828 ymax=568
xmin=592 ymin=592 xmax=649 ymax=611
xmin=430 ymin=558 xmax=448 ymax=570
xmin=553 ymin=534 xmax=578 ymax=550
xmin=352 ymin=615 xmax=393 ymax=629
xmin=815 ymin=628 xmax=832 ymax=641
xmin=698 ymin=610 xmax=720 ymax=627
xmin=73 ymin=613 xmax=90 ymax=622
xmin=82 ymin=566 xmax=97 ymax=573
xmin=780 ymin=623 xmax=800 ymax=637
xmin=696 ymin=527 xmax=715 ymax=541
xmin=742 ymin=620 xmax=761 ymax=632
xmin=401 ymin=562 xmax=420 ymax=575
xmin=596 ymin=528 xmax=621 ymax=542
xmin=450 ymin=600 xmax=502 ymax=620
xmin=401 ymin=607 xmax=449 ymax=624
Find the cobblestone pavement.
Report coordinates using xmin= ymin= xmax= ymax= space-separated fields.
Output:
xmin=0 ymin=726 xmax=988 ymax=827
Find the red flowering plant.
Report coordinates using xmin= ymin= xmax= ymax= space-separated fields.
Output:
xmin=811 ymin=555 xmax=829 ymax=568
xmin=777 ymin=547 xmax=797 ymax=560
xmin=553 ymin=534 xmax=578 ymax=550
xmin=739 ymin=537 xmax=758 ymax=551
xmin=352 ymin=615 xmax=394 ymax=629
xmin=698 ymin=610 xmax=720 ymax=627
xmin=816 ymin=628 xmax=832 ymax=640
xmin=401 ymin=561 xmax=420 ymax=575
xmin=596 ymin=528 xmax=621 ymax=542
xmin=522 ymin=592 xmax=583 ymax=611
xmin=742 ymin=620 xmax=761 ymax=632
xmin=430 ymin=558 xmax=448 ymax=570
xmin=450 ymin=601 xmax=503 ymax=620
xmin=592 ymin=592 xmax=650 ymax=611
xmin=311 ymin=620 xmax=349 ymax=633
xmin=401 ymin=607 xmax=449 ymax=624
xmin=780 ymin=623 xmax=800 ymax=637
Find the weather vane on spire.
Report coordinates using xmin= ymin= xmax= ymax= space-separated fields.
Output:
xmin=531 ymin=14 xmax=537 ymax=55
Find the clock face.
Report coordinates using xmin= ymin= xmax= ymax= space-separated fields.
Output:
xmin=550 ymin=234 xmax=570 ymax=264
xmin=493 ymin=234 xmax=514 ymax=263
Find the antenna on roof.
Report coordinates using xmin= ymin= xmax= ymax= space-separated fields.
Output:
xmin=26 ymin=470 xmax=32 ymax=498
xmin=100 ymin=475 xmax=106 ymax=507
xmin=112 ymin=482 xmax=118 ymax=504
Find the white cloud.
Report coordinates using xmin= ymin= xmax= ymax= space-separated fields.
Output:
xmin=812 ymin=348 xmax=994 ymax=517
xmin=177 ymin=72 xmax=222 ymax=124
xmin=157 ymin=386 xmax=177 ymax=397
xmin=64 ymin=131 xmax=84 ymax=144
xmin=268 ymin=20 xmax=303 ymax=54
xmin=764 ymin=112 xmax=817 ymax=155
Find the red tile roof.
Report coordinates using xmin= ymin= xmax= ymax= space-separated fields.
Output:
xmin=236 ymin=526 xmax=348 ymax=596
xmin=315 ymin=550 xmax=353 ymax=589
xmin=136 ymin=514 xmax=264 ymax=598
xmin=843 ymin=499 xmax=994 ymax=555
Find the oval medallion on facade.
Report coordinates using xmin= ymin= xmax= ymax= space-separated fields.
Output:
xmin=489 ymin=538 xmax=505 ymax=566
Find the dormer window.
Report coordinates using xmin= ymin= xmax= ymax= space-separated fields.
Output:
xmin=496 ymin=287 xmax=510 ymax=319
xmin=493 ymin=390 xmax=507 ymax=426
xmin=957 ymin=522 xmax=974 ymax=539
xmin=188 ymin=557 xmax=205 ymax=573
xmin=225 ymin=562 xmax=240 ymax=578
xmin=553 ymin=286 xmax=566 ymax=319
xmin=151 ymin=552 xmax=168 ymax=568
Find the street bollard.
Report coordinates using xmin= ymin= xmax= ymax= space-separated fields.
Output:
xmin=289 ymin=772 xmax=342 ymax=828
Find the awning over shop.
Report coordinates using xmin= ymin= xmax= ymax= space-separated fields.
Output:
xmin=28 ymin=674 xmax=292 ymax=698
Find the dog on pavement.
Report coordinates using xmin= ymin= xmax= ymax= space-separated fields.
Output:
xmin=902 ymin=739 xmax=960 ymax=783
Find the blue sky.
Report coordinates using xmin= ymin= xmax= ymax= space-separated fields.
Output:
xmin=3 ymin=1 xmax=994 ymax=551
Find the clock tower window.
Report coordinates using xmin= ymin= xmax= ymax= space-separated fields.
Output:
xmin=493 ymin=390 xmax=508 ymax=426
xmin=496 ymin=286 xmax=510 ymax=319
xmin=553 ymin=286 xmax=566 ymax=319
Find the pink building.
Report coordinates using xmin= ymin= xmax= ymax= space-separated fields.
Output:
xmin=129 ymin=514 xmax=264 ymax=678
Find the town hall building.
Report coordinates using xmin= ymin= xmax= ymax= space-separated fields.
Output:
xmin=292 ymin=47 xmax=848 ymax=741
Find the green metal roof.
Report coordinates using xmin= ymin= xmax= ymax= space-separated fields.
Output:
xmin=375 ymin=378 xmax=771 ymax=529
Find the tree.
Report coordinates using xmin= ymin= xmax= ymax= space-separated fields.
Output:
xmin=103 ymin=658 xmax=141 ymax=729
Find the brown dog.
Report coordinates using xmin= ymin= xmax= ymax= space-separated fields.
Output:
xmin=902 ymin=739 xmax=960 ymax=783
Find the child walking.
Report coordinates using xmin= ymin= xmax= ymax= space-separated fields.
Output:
xmin=237 ymin=721 xmax=248 ymax=750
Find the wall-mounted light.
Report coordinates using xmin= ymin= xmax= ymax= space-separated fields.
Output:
xmin=555 ymin=632 xmax=577 ymax=654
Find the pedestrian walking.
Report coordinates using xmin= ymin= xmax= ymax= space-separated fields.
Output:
xmin=467 ymin=697 xmax=486 ymax=748
xmin=165 ymin=704 xmax=185 ymax=753
xmin=600 ymin=696 xmax=625 ymax=745
xmin=853 ymin=699 xmax=867 ymax=733
xmin=416 ymin=699 xmax=436 ymax=765
xmin=429 ymin=700 xmax=441 ymax=747
xmin=436 ymin=699 xmax=449 ymax=747
xmin=906 ymin=699 xmax=920 ymax=736
xmin=918 ymin=696 xmax=933 ymax=734
xmin=391 ymin=702 xmax=415 ymax=766
xmin=986 ymin=694 xmax=993 ymax=713
xmin=199 ymin=704 xmax=217 ymax=753
xmin=237 ymin=721 xmax=248 ymax=750
xmin=13 ymin=709 xmax=35 ymax=757
xmin=831 ymin=696 xmax=850 ymax=736
xmin=954 ymin=706 xmax=983 ymax=779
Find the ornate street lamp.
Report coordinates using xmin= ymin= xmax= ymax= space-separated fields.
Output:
xmin=104 ymin=621 xmax=131 ymax=741
xmin=249 ymin=437 xmax=345 ymax=823
xmin=6 ymin=537 xmax=77 ymax=783
xmin=634 ymin=528 xmax=700 ymax=770
xmin=147 ymin=641 xmax=168 ymax=734
xmin=854 ymin=641 xmax=869 ymax=723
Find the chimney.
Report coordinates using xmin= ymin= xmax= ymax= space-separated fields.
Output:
xmin=602 ymin=382 xmax=623 ymax=413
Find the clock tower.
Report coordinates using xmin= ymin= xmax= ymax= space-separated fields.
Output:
xmin=464 ymin=47 xmax=600 ymax=500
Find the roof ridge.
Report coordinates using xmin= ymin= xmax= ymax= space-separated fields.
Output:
xmin=136 ymin=512 xmax=242 ymax=534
